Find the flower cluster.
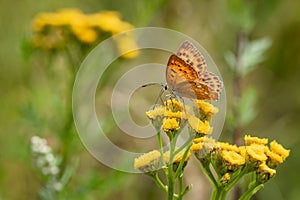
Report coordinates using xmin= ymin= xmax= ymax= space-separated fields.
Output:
xmin=135 ymin=98 xmax=290 ymax=199
xmin=191 ymin=135 xmax=290 ymax=186
xmin=31 ymin=136 xmax=62 ymax=191
xmin=146 ymin=99 xmax=216 ymax=138
xmin=30 ymin=8 xmax=138 ymax=58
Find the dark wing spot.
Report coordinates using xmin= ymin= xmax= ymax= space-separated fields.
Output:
xmin=190 ymin=62 xmax=194 ymax=66
xmin=197 ymin=58 xmax=201 ymax=62
xmin=197 ymin=64 xmax=202 ymax=68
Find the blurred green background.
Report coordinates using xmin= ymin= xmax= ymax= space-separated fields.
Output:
xmin=1 ymin=0 xmax=299 ymax=199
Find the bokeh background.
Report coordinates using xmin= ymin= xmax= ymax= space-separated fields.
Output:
xmin=1 ymin=0 xmax=299 ymax=199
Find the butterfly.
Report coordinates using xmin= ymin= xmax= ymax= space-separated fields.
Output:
xmin=166 ymin=40 xmax=223 ymax=100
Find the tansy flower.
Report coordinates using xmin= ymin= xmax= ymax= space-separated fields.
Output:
xmin=134 ymin=150 xmax=161 ymax=173
xmin=188 ymin=115 xmax=212 ymax=136
xmin=146 ymin=105 xmax=164 ymax=130
xmin=193 ymin=100 xmax=218 ymax=121
xmin=245 ymin=144 xmax=267 ymax=167
xmin=256 ymin=162 xmax=276 ymax=183
xmin=269 ymin=140 xmax=290 ymax=161
xmin=264 ymin=147 xmax=283 ymax=168
xmin=221 ymin=150 xmax=245 ymax=166
xmin=164 ymin=149 xmax=191 ymax=171
xmin=244 ymin=135 xmax=268 ymax=146
xmin=191 ymin=136 xmax=215 ymax=163
xmin=114 ymin=34 xmax=140 ymax=58
xmin=163 ymin=118 xmax=180 ymax=133
xmin=220 ymin=173 xmax=231 ymax=186
xmin=146 ymin=99 xmax=189 ymax=133
xmin=264 ymin=141 xmax=290 ymax=168
xmin=165 ymin=99 xmax=185 ymax=112
xmin=217 ymin=142 xmax=239 ymax=152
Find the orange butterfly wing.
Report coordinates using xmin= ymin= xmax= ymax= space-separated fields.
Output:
xmin=166 ymin=54 xmax=218 ymax=100
xmin=176 ymin=40 xmax=206 ymax=77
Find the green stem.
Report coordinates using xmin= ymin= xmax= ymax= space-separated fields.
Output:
xmin=173 ymin=134 xmax=194 ymax=157
xmin=178 ymin=174 xmax=183 ymax=200
xmin=174 ymin=143 xmax=192 ymax=179
xmin=239 ymin=181 xmax=263 ymax=200
xmin=157 ymin=130 xmax=166 ymax=167
xmin=153 ymin=172 xmax=168 ymax=193
xmin=202 ymin=164 xmax=218 ymax=188
xmin=167 ymin=134 xmax=177 ymax=200
xmin=225 ymin=166 xmax=249 ymax=192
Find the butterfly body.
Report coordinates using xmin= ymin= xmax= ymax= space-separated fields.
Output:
xmin=166 ymin=41 xmax=223 ymax=100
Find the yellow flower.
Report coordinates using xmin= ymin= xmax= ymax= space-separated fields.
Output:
xmin=134 ymin=150 xmax=161 ymax=173
xmin=163 ymin=118 xmax=180 ymax=133
xmin=220 ymin=173 xmax=231 ymax=186
xmin=165 ymin=99 xmax=184 ymax=112
xmin=217 ymin=142 xmax=239 ymax=152
xmin=246 ymin=144 xmax=267 ymax=163
xmin=238 ymin=146 xmax=247 ymax=158
xmin=163 ymin=149 xmax=191 ymax=164
xmin=193 ymin=100 xmax=218 ymax=121
xmin=270 ymin=140 xmax=290 ymax=161
xmin=163 ymin=149 xmax=191 ymax=171
xmin=188 ymin=115 xmax=212 ymax=136
xmin=256 ymin=162 xmax=276 ymax=183
xmin=244 ymin=135 xmax=268 ymax=146
xmin=87 ymin=11 xmax=133 ymax=34
xmin=114 ymin=33 xmax=140 ymax=58
xmin=146 ymin=105 xmax=164 ymax=120
xmin=74 ymin=28 xmax=98 ymax=43
xmin=146 ymin=105 xmax=164 ymax=130
xmin=191 ymin=136 xmax=215 ymax=162
xmin=222 ymin=150 xmax=245 ymax=166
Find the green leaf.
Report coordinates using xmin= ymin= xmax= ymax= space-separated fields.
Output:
xmin=60 ymin=158 xmax=79 ymax=188
xmin=224 ymin=50 xmax=236 ymax=71
xmin=240 ymin=38 xmax=272 ymax=76
xmin=237 ymin=87 xmax=258 ymax=126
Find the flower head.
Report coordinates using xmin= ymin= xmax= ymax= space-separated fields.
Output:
xmin=134 ymin=150 xmax=161 ymax=174
xmin=163 ymin=118 xmax=180 ymax=133
xmin=269 ymin=140 xmax=290 ymax=161
xmin=191 ymin=136 xmax=215 ymax=164
xmin=188 ymin=115 xmax=212 ymax=136
xmin=256 ymin=163 xmax=276 ymax=183
xmin=245 ymin=144 xmax=267 ymax=170
xmin=193 ymin=100 xmax=218 ymax=121
xmin=244 ymin=135 xmax=268 ymax=146
xmin=164 ymin=149 xmax=191 ymax=171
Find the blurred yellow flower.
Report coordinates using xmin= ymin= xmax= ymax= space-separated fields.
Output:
xmin=30 ymin=8 xmax=139 ymax=58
